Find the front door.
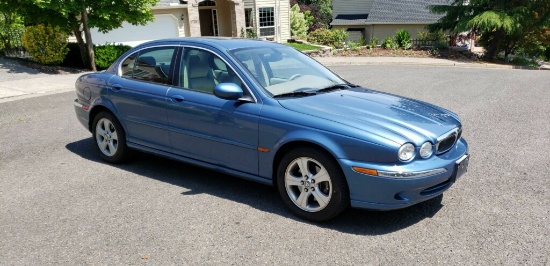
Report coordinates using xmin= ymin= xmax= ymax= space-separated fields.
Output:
xmin=199 ymin=9 xmax=214 ymax=36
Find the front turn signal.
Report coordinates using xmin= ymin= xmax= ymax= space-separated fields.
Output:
xmin=352 ymin=167 xmax=378 ymax=176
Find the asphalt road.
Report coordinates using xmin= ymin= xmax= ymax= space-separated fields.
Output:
xmin=1 ymin=65 xmax=548 ymax=265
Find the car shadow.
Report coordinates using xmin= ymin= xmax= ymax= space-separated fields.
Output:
xmin=66 ymin=138 xmax=444 ymax=236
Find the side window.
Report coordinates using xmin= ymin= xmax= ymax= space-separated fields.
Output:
xmin=179 ymin=48 xmax=242 ymax=94
xmin=120 ymin=52 xmax=137 ymax=78
xmin=121 ymin=46 xmax=177 ymax=85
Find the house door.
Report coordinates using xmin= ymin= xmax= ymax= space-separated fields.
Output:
xmin=199 ymin=9 xmax=219 ymax=36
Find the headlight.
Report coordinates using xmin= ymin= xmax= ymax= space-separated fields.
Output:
xmin=398 ymin=143 xmax=415 ymax=161
xmin=419 ymin=142 xmax=434 ymax=158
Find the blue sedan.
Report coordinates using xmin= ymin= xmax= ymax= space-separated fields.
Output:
xmin=74 ymin=38 xmax=469 ymax=221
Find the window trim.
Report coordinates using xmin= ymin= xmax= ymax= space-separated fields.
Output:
xmin=118 ymin=45 xmax=180 ymax=86
xmin=174 ymin=45 xmax=259 ymax=103
xmin=258 ymin=6 xmax=275 ymax=37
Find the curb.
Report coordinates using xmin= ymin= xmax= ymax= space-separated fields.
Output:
xmin=316 ymin=59 xmax=550 ymax=70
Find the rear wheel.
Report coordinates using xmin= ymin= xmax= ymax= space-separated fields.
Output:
xmin=276 ymin=147 xmax=349 ymax=222
xmin=92 ymin=111 xmax=130 ymax=163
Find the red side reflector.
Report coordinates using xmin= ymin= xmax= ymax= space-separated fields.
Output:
xmin=82 ymin=104 xmax=90 ymax=110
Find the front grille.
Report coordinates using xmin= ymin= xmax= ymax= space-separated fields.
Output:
xmin=436 ymin=127 xmax=461 ymax=154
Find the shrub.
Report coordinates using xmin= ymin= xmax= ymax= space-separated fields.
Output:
xmin=357 ymin=35 xmax=366 ymax=46
xmin=382 ymin=37 xmax=398 ymax=49
xmin=417 ymin=29 xmax=447 ymax=47
xmin=21 ymin=24 xmax=68 ymax=65
xmin=370 ymin=37 xmax=379 ymax=48
xmin=94 ymin=43 xmax=132 ymax=70
xmin=307 ymin=28 xmax=348 ymax=48
xmin=544 ymin=46 xmax=550 ymax=61
xmin=290 ymin=4 xmax=308 ymax=39
xmin=331 ymin=29 xmax=348 ymax=48
xmin=395 ymin=29 xmax=411 ymax=49
xmin=246 ymin=29 xmax=257 ymax=39
xmin=308 ymin=28 xmax=332 ymax=46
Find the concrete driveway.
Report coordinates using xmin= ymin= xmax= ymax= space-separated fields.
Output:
xmin=0 ymin=58 xmax=84 ymax=102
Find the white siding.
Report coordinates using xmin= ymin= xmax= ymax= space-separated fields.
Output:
xmin=278 ymin=1 xmax=290 ymax=42
xmin=244 ymin=0 xmax=291 ymax=42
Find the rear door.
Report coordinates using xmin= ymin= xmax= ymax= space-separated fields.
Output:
xmin=108 ymin=46 xmax=179 ymax=151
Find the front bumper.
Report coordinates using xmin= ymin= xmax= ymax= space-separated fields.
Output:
xmin=339 ymin=138 xmax=469 ymax=210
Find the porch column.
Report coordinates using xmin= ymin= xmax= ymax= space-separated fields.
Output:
xmin=187 ymin=0 xmax=201 ymax=37
xmin=231 ymin=0 xmax=246 ymax=37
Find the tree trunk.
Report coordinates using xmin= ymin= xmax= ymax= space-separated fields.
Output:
xmin=81 ymin=6 xmax=96 ymax=71
xmin=70 ymin=23 xmax=87 ymax=67
xmin=484 ymin=29 xmax=505 ymax=59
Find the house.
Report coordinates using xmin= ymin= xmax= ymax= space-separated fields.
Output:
xmin=91 ymin=0 xmax=291 ymax=46
xmin=331 ymin=0 xmax=448 ymax=43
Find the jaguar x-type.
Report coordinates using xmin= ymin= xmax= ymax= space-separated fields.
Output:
xmin=74 ymin=38 xmax=469 ymax=221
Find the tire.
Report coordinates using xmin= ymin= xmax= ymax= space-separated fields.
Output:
xmin=276 ymin=147 xmax=350 ymax=222
xmin=92 ymin=111 xmax=130 ymax=163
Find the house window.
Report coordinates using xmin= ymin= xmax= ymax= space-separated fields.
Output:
xmin=245 ymin=8 xmax=254 ymax=28
xmin=245 ymin=8 xmax=257 ymax=37
xmin=198 ymin=0 xmax=216 ymax=7
xmin=258 ymin=7 xmax=275 ymax=37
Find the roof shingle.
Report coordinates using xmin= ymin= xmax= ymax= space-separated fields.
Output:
xmin=331 ymin=0 xmax=449 ymax=25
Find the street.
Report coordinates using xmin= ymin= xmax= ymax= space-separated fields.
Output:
xmin=1 ymin=65 xmax=549 ymax=264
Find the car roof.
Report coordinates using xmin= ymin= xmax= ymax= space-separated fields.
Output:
xmin=138 ymin=37 xmax=287 ymax=51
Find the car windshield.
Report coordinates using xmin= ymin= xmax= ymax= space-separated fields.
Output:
xmin=229 ymin=46 xmax=347 ymax=97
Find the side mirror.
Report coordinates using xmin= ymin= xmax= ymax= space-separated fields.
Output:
xmin=214 ymin=83 xmax=244 ymax=100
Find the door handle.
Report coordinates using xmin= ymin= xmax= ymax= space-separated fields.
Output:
xmin=172 ymin=95 xmax=185 ymax=102
xmin=111 ymin=84 xmax=122 ymax=91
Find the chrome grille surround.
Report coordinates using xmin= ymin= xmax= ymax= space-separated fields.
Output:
xmin=436 ymin=127 xmax=461 ymax=154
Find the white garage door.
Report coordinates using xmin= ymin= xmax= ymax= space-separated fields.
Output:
xmin=91 ymin=14 xmax=179 ymax=47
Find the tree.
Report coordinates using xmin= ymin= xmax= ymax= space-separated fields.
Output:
xmin=291 ymin=0 xmax=332 ymax=31
xmin=290 ymin=4 xmax=308 ymax=38
xmin=4 ymin=0 xmax=157 ymax=71
xmin=429 ymin=0 xmax=550 ymax=59
xmin=0 ymin=8 xmax=25 ymax=56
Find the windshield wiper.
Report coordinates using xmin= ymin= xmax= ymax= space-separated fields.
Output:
xmin=273 ymin=91 xmax=316 ymax=98
xmin=316 ymin=84 xmax=350 ymax=93
xmin=316 ymin=83 xmax=362 ymax=94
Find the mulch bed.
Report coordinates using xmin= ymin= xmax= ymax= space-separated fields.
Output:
xmin=333 ymin=47 xmax=482 ymax=63
xmin=1 ymin=57 xmax=88 ymax=74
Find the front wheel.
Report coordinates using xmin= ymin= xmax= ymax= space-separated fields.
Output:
xmin=276 ymin=147 xmax=350 ymax=222
xmin=92 ymin=111 xmax=130 ymax=163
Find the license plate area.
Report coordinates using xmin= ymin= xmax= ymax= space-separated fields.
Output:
xmin=453 ymin=154 xmax=469 ymax=181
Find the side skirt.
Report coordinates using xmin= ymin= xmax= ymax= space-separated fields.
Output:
xmin=126 ymin=142 xmax=273 ymax=186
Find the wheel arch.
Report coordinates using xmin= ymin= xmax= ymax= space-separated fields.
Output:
xmin=271 ymin=140 xmax=347 ymax=187
xmin=88 ymin=104 xmax=122 ymax=132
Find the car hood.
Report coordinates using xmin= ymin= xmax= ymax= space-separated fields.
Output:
xmin=277 ymin=88 xmax=461 ymax=145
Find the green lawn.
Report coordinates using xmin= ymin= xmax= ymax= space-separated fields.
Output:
xmin=285 ymin=42 xmax=322 ymax=51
